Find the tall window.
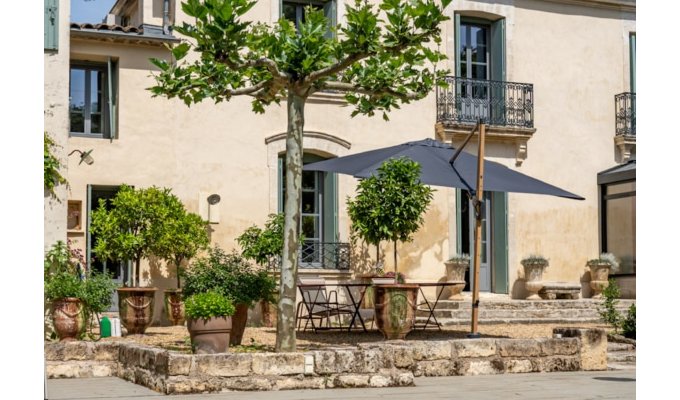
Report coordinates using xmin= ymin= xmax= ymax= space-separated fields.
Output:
xmin=600 ymin=174 xmax=636 ymax=275
xmin=69 ymin=60 xmax=118 ymax=138
xmin=281 ymin=0 xmax=336 ymax=36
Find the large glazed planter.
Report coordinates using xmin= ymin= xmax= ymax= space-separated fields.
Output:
xmin=373 ymin=284 xmax=419 ymax=340
xmin=522 ymin=262 xmax=548 ymax=300
xmin=444 ymin=261 xmax=468 ymax=301
xmin=187 ymin=316 xmax=232 ymax=354
xmin=52 ymin=298 xmax=86 ymax=341
xmin=588 ymin=262 xmax=612 ymax=299
xmin=229 ymin=303 xmax=249 ymax=346
xmin=118 ymin=287 xmax=157 ymax=334
xmin=163 ymin=289 xmax=185 ymax=326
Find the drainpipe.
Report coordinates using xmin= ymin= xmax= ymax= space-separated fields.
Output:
xmin=162 ymin=0 xmax=170 ymax=35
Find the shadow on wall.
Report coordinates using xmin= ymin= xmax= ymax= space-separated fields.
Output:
xmin=397 ymin=203 xmax=447 ymax=281
xmin=146 ymin=255 xmax=176 ymax=326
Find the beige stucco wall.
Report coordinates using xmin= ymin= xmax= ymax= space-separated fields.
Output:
xmin=56 ymin=0 xmax=635 ymax=322
xmin=44 ymin=0 xmax=71 ymax=250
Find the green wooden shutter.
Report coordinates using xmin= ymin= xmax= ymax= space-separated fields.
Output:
xmin=107 ymin=58 xmax=119 ymax=139
xmin=454 ymin=14 xmax=461 ymax=77
xmin=491 ymin=191 xmax=508 ymax=294
xmin=455 ymin=188 xmax=463 ymax=254
xmin=44 ymin=0 xmax=59 ymax=50
xmin=490 ymin=18 xmax=506 ymax=124
xmin=323 ymin=0 xmax=337 ymax=39
xmin=323 ymin=172 xmax=337 ymax=242
xmin=629 ymin=33 xmax=636 ymax=93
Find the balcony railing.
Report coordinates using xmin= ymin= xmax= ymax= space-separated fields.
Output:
xmin=437 ymin=76 xmax=534 ymax=128
xmin=269 ymin=242 xmax=351 ymax=270
xmin=615 ymin=92 xmax=636 ymax=137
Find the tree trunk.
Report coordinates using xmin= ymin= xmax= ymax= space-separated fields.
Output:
xmin=275 ymin=92 xmax=305 ymax=352
xmin=135 ymin=258 xmax=141 ymax=287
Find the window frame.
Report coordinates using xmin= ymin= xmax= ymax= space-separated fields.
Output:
xmin=69 ymin=61 xmax=110 ymax=139
xmin=280 ymin=0 xmax=336 ymax=37
xmin=599 ymin=178 xmax=636 ymax=277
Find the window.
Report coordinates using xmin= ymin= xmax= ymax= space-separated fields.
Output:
xmin=281 ymin=0 xmax=336 ymax=36
xmin=69 ymin=59 xmax=118 ymax=138
xmin=599 ymin=176 xmax=636 ymax=275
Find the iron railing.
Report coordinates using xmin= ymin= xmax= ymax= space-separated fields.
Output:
xmin=437 ymin=76 xmax=534 ymax=128
xmin=615 ymin=92 xmax=636 ymax=136
xmin=269 ymin=242 xmax=351 ymax=270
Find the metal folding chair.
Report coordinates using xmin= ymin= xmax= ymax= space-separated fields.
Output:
xmin=296 ymin=277 xmax=353 ymax=332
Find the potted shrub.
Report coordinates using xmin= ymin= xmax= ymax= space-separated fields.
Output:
xmin=185 ymin=291 xmax=235 ymax=354
xmin=90 ymin=185 xmax=180 ymax=334
xmin=153 ymin=202 xmax=210 ymax=326
xmin=182 ymin=247 xmax=277 ymax=346
xmin=587 ymin=253 xmax=618 ymax=299
xmin=445 ymin=254 xmax=469 ymax=300
xmin=521 ymin=255 xmax=549 ymax=300
xmin=44 ymin=241 xmax=117 ymax=341
xmin=347 ymin=158 xmax=434 ymax=340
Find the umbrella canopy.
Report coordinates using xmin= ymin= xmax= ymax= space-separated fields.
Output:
xmin=303 ymin=138 xmax=584 ymax=200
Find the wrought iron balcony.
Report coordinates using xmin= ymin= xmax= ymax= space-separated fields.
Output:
xmin=269 ymin=242 xmax=351 ymax=270
xmin=615 ymin=92 xmax=636 ymax=137
xmin=437 ymin=76 xmax=534 ymax=128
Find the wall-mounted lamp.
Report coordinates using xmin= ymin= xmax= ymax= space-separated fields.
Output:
xmin=207 ymin=194 xmax=221 ymax=224
xmin=68 ymin=149 xmax=95 ymax=165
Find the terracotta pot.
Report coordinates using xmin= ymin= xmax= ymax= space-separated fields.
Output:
xmin=164 ymin=289 xmax=185 ymax=326
xmin=229 ymin=303 xmax=249 ymax=346
xmin=373 ymin=284 xmax=419 ymax=340
xmin=187 ymin=316 xmax=232 ymax=354
xmin=51 ymin=298 xmax=86 ymax=341
xmin=118 ymin=287 xmax=157 ymax=334
xmin=444 ymin=261 xmax=468 ymax=301
xmin=588 ymin=262 xmax=611 ymax=299
xmin=522 ymin=262 xmax=548 ymax=300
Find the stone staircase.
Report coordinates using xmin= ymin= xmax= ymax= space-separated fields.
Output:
xmin=415 ymin=296 xmax=635 ymax=325
xmin=607 ymin=341 xmax=636 ymax=370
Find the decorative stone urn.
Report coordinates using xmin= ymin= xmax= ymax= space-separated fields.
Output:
xmin=187 ymin=316 xmax=232 ymax=354
xmin=51 ymin=298 xmax=86 ymax=341
xmin=163 ymin=289 xmax=185 ymax=326
xmin=521 ymin=258 xmax=549 ymax=300
xmin=587 ymin=261 xmax=612 ymax=299
xmin=373 ymin=284 xmax=419 ymax=340
xmin=444 ymin=260 xmax=468 ymax=300
xmin=118 ymin=287 xmax=157 ymax=334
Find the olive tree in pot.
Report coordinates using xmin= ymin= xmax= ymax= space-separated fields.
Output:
xmin=182 ymin=247 xmax=277 ymax=346
xmin=347 ymin=158 xmax=434 ymax=339
xmin=44 ymin=241 xmax=117 ymax=341
xmin=90 ymin=185 xmax=178 ymax=334
xmin=185 ymin=291 xmax=236 ymax=354
xmin=152 ymin=201 xmax=210 ymax=326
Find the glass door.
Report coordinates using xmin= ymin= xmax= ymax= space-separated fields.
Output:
xmin=459 ymin=22 xmax=490 ymax=122
xmin=461 ymin=191 xmax=492 ymax=292
xmin=300 ymin=170 xmax=323 ymax=265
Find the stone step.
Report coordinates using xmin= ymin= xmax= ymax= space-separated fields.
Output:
xmin=415 ymin=317 xmax=603 ymax=325
xmin=607 ymin=351 xmax=636 ymax=363
xmin=415 ymin=308 xmax=622 ymax=320
xmin=426 ymin=299 xmax=635 ymax=311
xmin=608 ymin=342 xmax=635 ymax=352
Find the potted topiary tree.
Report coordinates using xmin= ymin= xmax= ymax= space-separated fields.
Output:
xmin=521 ymin=255 xmax=549 ymax=300
xmin=347 ymin=158 xmax=434 ymax=339
xmin=182 ymin=246 xmax=277 ymax=346
xmin=44 ymin=241 xmax=117 ymax=341
xmin=185 ymin=291 xmax=235 ymax=354
xmin=152 ymin=200 xmax=210 ymax=326
xmin=90 ymin=185 xmax=178 ymax=334
xmin=587 ymin=253 xmax=618 ymax=299
xmin=445 ymin=253 xmax=470 ymax=300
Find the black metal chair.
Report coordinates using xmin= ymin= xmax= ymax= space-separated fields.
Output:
xmin=296 ymin=277 xmax=354 ymax=332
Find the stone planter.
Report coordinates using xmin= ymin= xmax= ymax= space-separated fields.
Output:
xmin=229 ymin=303 xmax=249 ymax=346
xmin=51 ymin=298 xmax=86 ymax=341
xmin=522 ymin=261 xmax=548 ymax=300
xmin=444 ymin=261 xmax=468 ymax=301
xmin=118 ymin=287 xmax=157 ymax=334
xmin=373 ymin=284 xmax=419 ymax=340
xmin=163 ymin=289 xmax=185 ymax=326
xmin=588 ymin=262 xmax=612 ymax=299
xmin=187 ymin=316 xmax=232 ymax=354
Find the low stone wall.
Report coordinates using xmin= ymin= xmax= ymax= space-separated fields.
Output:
xmin=45 ymin=328 xmax=606 ymax=394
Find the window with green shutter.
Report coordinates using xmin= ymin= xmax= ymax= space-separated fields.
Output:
xmin=281 ymin=0 xmax=337 ymax=37
xmin=44 ymin=0 xmax=59 ymax=50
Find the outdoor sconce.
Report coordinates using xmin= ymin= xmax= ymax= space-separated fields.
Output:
xmin=207 ymin=194 xmax=221 ymax=224
xmin=68 ymin=149 xmax=94 ymax=165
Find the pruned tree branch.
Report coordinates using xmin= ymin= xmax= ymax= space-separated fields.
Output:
xmin=319 ymin=81 xmax=421 ymax=101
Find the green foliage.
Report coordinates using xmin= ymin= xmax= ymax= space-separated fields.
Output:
xmin=184 ymin=291 xmax=236 ymax=319
xmin=236 ymin=213 xmax=284 ymax=266
xmin=44 ymin=132 xmax=67 ymax=197
xmin=587 ymin=253 xmax=619 ymax=272
xmin=621 ymin=303 xmax=636 ymax=339
xmin=347 ymin=157 xmax=435 ymax=247
xmin=90 ymin=185 xmax=189 ymax=287
xmin=521 ymin=254 xmax=549 ymax=266
xmin=447 ymin=253 xmax=471 ymax=264
xmin=599 ymin=278 xmax=622 ymax=332
xmin=182 ymin=246 xmax=277 ymax=306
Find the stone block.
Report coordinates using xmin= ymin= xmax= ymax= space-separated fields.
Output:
xmin=273 ymin=376 xmax=326 ymax=390
xmin=312 ymin=351 xmax=337 ymax=374
xmin=252 ymin=353 xmax=305 ymax=375
xmin=194 ymin=353 xmax=252 ymax=377
xmin=408 ymin=341 xmax=453 ymax=361
xmin=497 ymin=339 xmax=541 ymax=357
xmin=93 ymin=342 xmax=120 ymax=361
xmin=452 ymin=339 xmax=497 ymax=358
xmin=360 ymin=349 xmax=385 ymax=373
xmin=368 ymin=374 xmax=391 ymax=387
xmin=503 ymin=359 xmax=533 ymax=374
xmin=553 ymin=328 xmax=607 ymax=370
xmin=416 ymin=360 xmax=455 ymax=376
xmin=532 ymin=355 xmax=581 ymax=372
xmin=394 ymin=371 xmax=415 ymax=386
xmin=391 ymin=346 xmax=415 ymax=368
xmin=539 ymin=338 xmax=579 ymax=356
xmin=47 ymin=361 xmax=117 ymax=378
xmin=166 ymin=354 xmax=192 ymax=376
xmin=334 ymin=374 xmax=370 ymax=388
xmin=51 ymin=341 xmax=93 ymax=361
xmin=165 ymin=376 xmax=223 ymax=394
xmin=222 ymin=376 xmax=274 ymax=391
xmin=457 ymin=359 xmax=504 ymax=376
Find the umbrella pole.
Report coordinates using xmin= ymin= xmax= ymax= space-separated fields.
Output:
xmin=469 ymin=122 xmax=486 ymax=338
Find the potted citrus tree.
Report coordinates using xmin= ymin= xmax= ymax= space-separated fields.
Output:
xmin=521 ymin=255 xmax=549 ymax=300
xmin=347 ymin=157 xmax=434 ymax=339
xmin=445 ymin=253 xmax=470 ymax=300
xmin=90 ymin=185 xmax=177 ymax=334
xmin=185 ymin=291 xmax=235 ymax=354
xmin=182 ymin=246 xmax=276 ymax=346
xmin=587 ymin=253 xmax=618 ymax=299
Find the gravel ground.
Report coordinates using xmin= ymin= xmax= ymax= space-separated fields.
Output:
xmin=94 ymin=322 xmax=610 ymax=353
